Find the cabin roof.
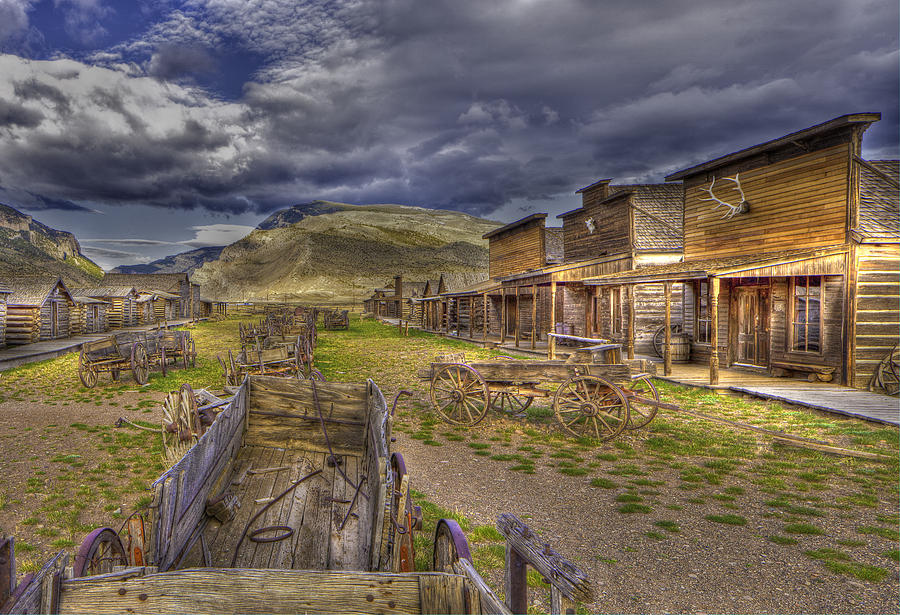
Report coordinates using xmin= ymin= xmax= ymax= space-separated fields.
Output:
xmin=574 ymin=178 xmax=613 ymax=194
xmin=4 ymin=275 xmax=70 ymax=306
xmin=482 ymin=213 xmax=546 ymax=239
xmin=0 ymin=283 xmax=10 ymax=295
xmin=102 ymin=273 xmax=189 ymax=293
xmin=665 ymin=113 xmax=882 ymax=181
xmin=858 ymin=159 xmax=899 ymax=240
xmin=625 ymin=184 xmax=684 ymax=250
xmin=403 ymin=281 xmax=428 ymax=297
xmin=72 ymin=296 xmax=108 ymax=305
xmin=582 ymin=245 xmax=847 ymax=285
xmin=73 ymin=286 xmax=137 ymax=298
xmin=439 ymin=278 xmax=502 ymax=297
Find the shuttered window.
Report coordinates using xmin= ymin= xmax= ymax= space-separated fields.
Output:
xmin=791 ymin=276 xmax=822 ymax=352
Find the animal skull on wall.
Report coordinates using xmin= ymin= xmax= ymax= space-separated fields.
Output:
xmin=585 ymin=217 xmax=596 ymax=234
xmin=700 ymin=173 xmax=750 ymax=219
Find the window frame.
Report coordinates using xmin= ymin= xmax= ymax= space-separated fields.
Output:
xmin=609 ymin=287 xmax=622 ymax=336
xmin=789 ymin=275 xmax=824 ymax=355
xmin=694 ymin=280 xmax=711 ymax=344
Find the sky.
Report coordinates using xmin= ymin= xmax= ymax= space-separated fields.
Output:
xmin=0 ymin=0 xmax=897 ymax=270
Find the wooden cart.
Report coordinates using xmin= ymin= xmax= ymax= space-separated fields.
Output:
xmin=219 ymin=345 xmax=323 ymax=386
xmin=3 ymin=376 xmax=594 ymax=614
xmin=324 ymin=309 xmax=349 ymax=330
xmin=78 ymin=334 xmax=150 ymax=388
xmin=424 ymin=358 xmax=674 ymax=441
xmin=155 ymin=330 xmax=196 ymax=371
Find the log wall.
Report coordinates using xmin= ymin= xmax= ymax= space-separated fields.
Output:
xmin=5 ymin=305 xmax=39 ymax=345
xmin=0 ymin=297 xmax=6 ymax=347
xmin=683 ymin=143 xmax=850 ymax=258
xmin=489 ymin=223 xmax=545 ymax=278
xmin=38 ymin=296 xmax=70 ymax=340
xmin=70 ymin=303 xmax=84 ymax=336
xmin=853 ymin=243 xmax=900 ymax=389
xmin=562 ymin=196 xmax=630 ymax=262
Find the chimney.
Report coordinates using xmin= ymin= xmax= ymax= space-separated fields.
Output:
xmin=394 ymin=275 xmax=403 ymax=297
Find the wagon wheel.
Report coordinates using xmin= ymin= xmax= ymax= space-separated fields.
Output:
xmin=391 ymin=453 xmax=416 ymax=572
xmin=489 ymin=391 xmax=534 ymax=416
xmin=78 ymin=352 xmax=98 ymax=388
xmin=131 ymin=344 xmax=149 ymax=385
xmin=653 ymin=324 xmax=683 ymax=358
xmin=186 ymin=338 xmax=197 ymax=368
xmin=433 ymin=518 xmax=472 ymax=573
xmin=430 ymin=363 xmax=490 ymax=426
xmin=179 ymin=335 xmax=190 ymax=369
xmin=878 ymin=346 xmax=900 ymax=395
xmin=306 ymin=368 xmax=326 ymax=381
xmin=160 ymin=346 xmax=168 ymax=377
xmin=161 ymin=384 xmax=202 ymax=463
xmin=72 ymin=527 xmax=127 ymax=577
xmin=553 ymin=375 xmax=629 ymax=441
xmin=624 ymin=376 xmax=659 ymax=430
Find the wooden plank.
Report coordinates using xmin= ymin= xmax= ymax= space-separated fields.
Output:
xmin=230 ymin=447 xmax=277 ymax=568
xmin=328 ymin=455 xmax=362 ymax=571
xmin=452 ymin=558 xmax=511 ymax=615
xmin=59 ymin=569 xmax=461 ymax=615
xmin=418 ymin=573 xmax=473 ymax=615
xmin=293 ymin=452 xmax=333 ymax=570
xmin=247 ymin=448 xmax=288 ymax=569
xmin=6 ymin=551 xmax=67 ymax=615
xmin=271 ymin=455 xmax=317 ymax=570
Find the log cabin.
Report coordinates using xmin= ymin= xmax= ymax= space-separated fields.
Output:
xmin=583 ymin=112 xmax=899 ymax=389
xmin=0 ymin=284 xmax=10 ymax=347
xmin=102 ymin=273 xmax=196 ymax=319
xmin=3 ymin=276 xmax=74 ymax=345
xmin=73 ymin=286 xmax=139 ymax=329
xmin=70 ymin=296 xmax=108 ymax=335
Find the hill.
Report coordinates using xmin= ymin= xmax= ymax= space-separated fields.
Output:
xmin=0 ymin=203 xmax=103 ymax=287
xmin=191 ymin=201 xmax=499 ymax=303
xmin=110 ymin=246 xmax=224 ymax=276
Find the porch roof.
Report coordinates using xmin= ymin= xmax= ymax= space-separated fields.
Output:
xmin=582 ymin=245 xmax=848 ymax=285
xmin=436 ymin=278 xmax=502 ymax=298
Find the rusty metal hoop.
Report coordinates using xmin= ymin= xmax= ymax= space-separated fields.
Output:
xmin=78 ymin=351 xmax=98 ymax=388
xmin=552 ymin=375 xmax=629 ymax=441
xmin=72 ymin=527 xmax=127 ymax=577
xmin=430 ymin=363 xmax=490 ymax=426
xmin=433 ymin=518 xmax=472 ymax=573
xmin=131 ymin=343 xmax=149 ymax=385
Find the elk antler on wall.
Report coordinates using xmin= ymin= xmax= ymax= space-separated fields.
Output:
xmin=700 ymin=173 xmax=750 ymax=219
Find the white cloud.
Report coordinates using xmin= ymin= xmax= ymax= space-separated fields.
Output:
xmin=0 ymin=0 xmax=34 ymax=42
xmin=183 ymin=223 xmax=255 ymax=247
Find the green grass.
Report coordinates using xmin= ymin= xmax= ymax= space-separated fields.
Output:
xmin=618 ymin=503 xmax=652 ymax=514
xmin=804 ymin=548 xmax=889 ymax=582
xmin=653 ymin=520 xmax=680 ymax=533
xmin=591 ymin=477 xmax=617 ymax=489
xmin=769 ymin=535 xmax=798 ymax=545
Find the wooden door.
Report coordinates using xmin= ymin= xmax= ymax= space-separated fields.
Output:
xmin=505 ymin=295 xmax=517 ymax=337
xmin=50 ymin=301 xmax=59 ymax=337
xmin=736 ymin=287 xmax=769 ymax=366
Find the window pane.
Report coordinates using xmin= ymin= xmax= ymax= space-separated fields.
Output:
xmin=795 ymin=297 xmax=807 ymax=323
xmin=793 ymin=323 xmax=805 ymax=350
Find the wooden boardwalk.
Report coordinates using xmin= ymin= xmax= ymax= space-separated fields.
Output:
xmin=0 ymin=319 xmax=194 ymax=371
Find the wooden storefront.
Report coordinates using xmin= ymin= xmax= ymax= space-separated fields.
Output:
xmin=4 ymin=276 xmax=74 ymax=345
xmin=584 ymin=113 xmax=898 ymax=389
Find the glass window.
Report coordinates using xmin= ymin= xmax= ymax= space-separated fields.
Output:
xmin=695 ymin=281 xmax=711 ymax=343
xmin=791 ymin=276 xmax=821 ymax=352
xmin=610 ymin=288 xmax=622 ymax=335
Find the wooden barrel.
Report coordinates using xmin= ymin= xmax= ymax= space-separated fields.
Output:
xmin=670 ymin=333 xmax=691 ymax=362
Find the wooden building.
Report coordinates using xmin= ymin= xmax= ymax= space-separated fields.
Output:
xmin=584 ymin=113 xmax=899 ymax=388
xmin=70 ymin=296 xmax=108 ymax=335
xmin=4 ymin=276 xmax=74 ymax=345
xmin=103 ymin=273 xmax=196 ymax=319
xmin=0 ymin=284 xmax=10 ymax=347
xmin=73 ymin=286 xmax=139 ymax=329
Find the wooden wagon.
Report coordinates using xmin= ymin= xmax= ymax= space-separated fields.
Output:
xmin=324 ymin=309 xmax=349 ymax=330
xmin=154 ymin=330 xmax=196 ymax=371
xmin=219 ymin=345 xmax=322 ymax=386
xmin=423 ymin=357 xmax=675 ymax=441
xmin=78 ymin=334 xmax=150 ymax=388
xmin=3 ymin=375 xmax=594 ymax=614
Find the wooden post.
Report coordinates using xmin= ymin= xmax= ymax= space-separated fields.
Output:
xmin=548 ymin=281 xmax=557 ymax=360
xmin=468 ymin=296 xmax=474 ymax=339
xmin=482 ymin=292 xmax=488 ymax=342
xmin=500 ymin=288 xmax=506 ymax=344
xmin=531 ymin=284 xmax=537 ymax=349
xmin=625 ymin=284 xmax=635 ymax=360
xmin=664 ymin=281 xmax=672 ymax=376
xmin=504 ymin=544 xmax=528 ymax=615
xmin=710 ymin=277 xmax=720 ymax=385
xmin=515 ymin=286 xmax=520 ymax=348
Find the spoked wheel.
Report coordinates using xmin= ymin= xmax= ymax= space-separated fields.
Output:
xmin=624 ymin=376 xmax=659 ymax=430
xmin=553 ymin=376 xmax=629 ymax=441
xmin=187 ymin=338 xmax=196 ymax=368
xmin=131 ymin=344 xmax=149 ymax=385
xmin=161 ymin=383 xmax=202 ymax=464
xmin=160 ymin=347 xmax=168 ymax=377
xmin=433 ymin=518 xmax=472 ymax=573
xmin=391 ymin=452 xmax=416 ymax=572
xmin=878 ymin=347 xmax=900 ymax=395
xmin=78 ymin=352 xmax=98 ymax=388
xmin=430 ymin=364 xmax=489 ymax=426
xmin=72 ymin=527 xmax=127 ymax=577
xmin=490 ymin=391 xmax=533 ymax=416
xmin=653 ymin=324 xmax=683 ymax=358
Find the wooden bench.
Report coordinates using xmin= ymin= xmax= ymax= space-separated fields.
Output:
xmin=770 ymin=361 xmax=835 ymax=382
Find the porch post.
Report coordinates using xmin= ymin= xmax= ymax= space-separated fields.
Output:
xmin=482 ymin=292 xmax=488 ymax=342
xmin=500 ymin=288 xmax=506 ymax=344
xmin=625 ymin=284 xmax=635 ymax=360
xmin=664 ymin=281 xmax=672 ymax=376
xmin=515 ymin=286 xmax=520 ymax=348
xmin=531 ymin=283 xmax=537 ymax=349
xmin=549 ymin=281 xmax=558 ymax=360
xmin=710 ymin=277 xmax=720 ymax=385
xmin=468 ymin=296 xmax=474 ymax=338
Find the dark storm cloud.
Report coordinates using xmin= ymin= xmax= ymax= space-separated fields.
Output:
xmin=0 ymin=0 xmax=896 ymax=221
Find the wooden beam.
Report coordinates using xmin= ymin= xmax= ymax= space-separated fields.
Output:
xmin=482 ymin=293 xmax=488 ymax=343
xmin=625 ymin=285 xmax=635 ymax=360
xmin=531 ymin=284 xmax=537 ymax=349
xmin=710 ymin=277 xmax=720 ymax=385
xmin=548 ymin=281 xmax=557 ymax=360
xmin=514 ymin=286 xmax=520 ymax=348
xmin=468 ymin=296 xmax=474 ymax=339
xmin=663 ymin=281 xmax=672 ymax=376
xmin=500 ymin=288 xmax=506 ymax=344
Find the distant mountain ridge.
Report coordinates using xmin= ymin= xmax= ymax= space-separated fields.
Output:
xmin=0 ymin=203 xmax=103 ymax=286
xmin=191 ymin=200 xmax=499 ymax=303
xmin=110 ymin=246 xmax=224 ymax=276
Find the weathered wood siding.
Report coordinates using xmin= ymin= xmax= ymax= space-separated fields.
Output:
xmin=853 ymin=243 xmax=900 ymax=389
xmin=70 ymin=303 xmax=84 ymax=336
xmin=562 ymin=196 xmax=631 ymax=262
xmin=5 ymin=305 xmax=39 ymax=345
xmin=683 ymin=143 xmax=850 ymax=258
xmin=768 ymin=276 xmax=844 ymax=371
xmin=489 ymin=223 xmax=545 ymax=278
xmin=38 ymin=294 xmax=70 ymax=340
xmin=0 ymin=297 xmax=6 ymax=347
